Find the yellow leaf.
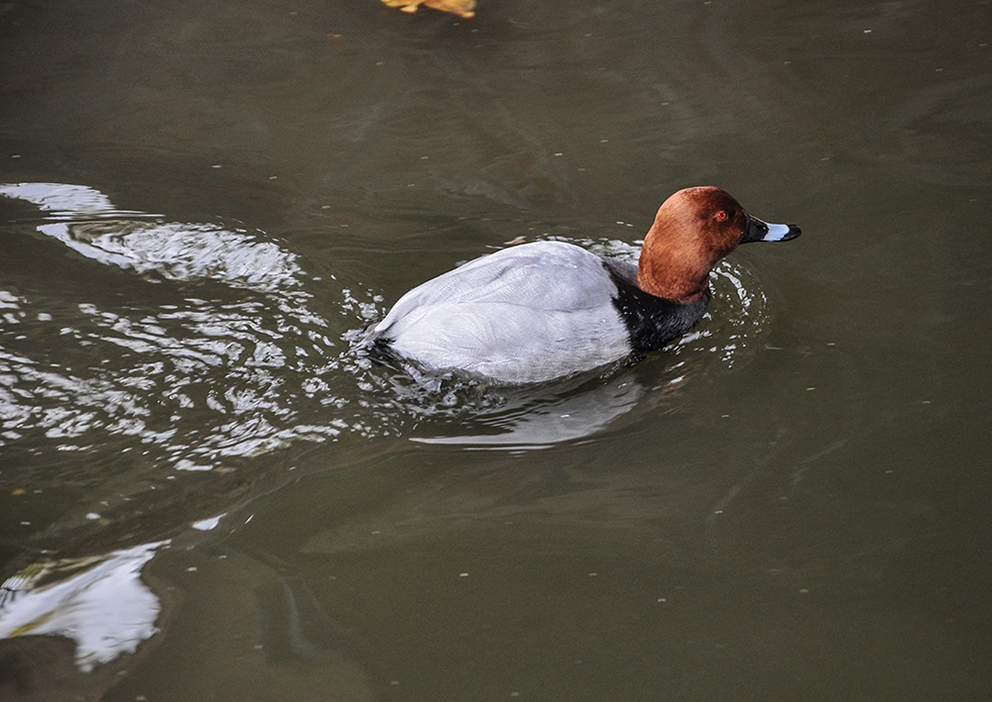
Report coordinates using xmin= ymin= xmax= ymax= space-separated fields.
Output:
xmin=381 ymin=0 xmax=476 ymax=19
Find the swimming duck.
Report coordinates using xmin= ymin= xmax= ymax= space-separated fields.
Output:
xmin=364 ymin=186 xmax=800 ymax=384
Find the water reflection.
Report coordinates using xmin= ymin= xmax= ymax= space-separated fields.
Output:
xmin=0 ymin=541 xmax=168 ymax=672
xmin=412 ymin=374 xmax=646 ymax=448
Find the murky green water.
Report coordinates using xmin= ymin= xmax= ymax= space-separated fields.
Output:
xmin=1 ymin=0 xmax=991 ymax=699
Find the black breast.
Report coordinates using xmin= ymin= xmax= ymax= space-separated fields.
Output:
xmin=602 ymin=259 xmax=711 ymax=354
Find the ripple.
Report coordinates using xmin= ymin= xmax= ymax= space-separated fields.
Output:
xmin=1 ymin=184 xmax=775 ymax=466
xmin=345 ymin=236 xmax=771 ymax=448
xmin=0 ymin=183 xmax=345 ymax=473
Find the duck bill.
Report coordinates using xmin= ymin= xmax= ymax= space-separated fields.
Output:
xmin=742 ymin=212 xmax=801 ymax=243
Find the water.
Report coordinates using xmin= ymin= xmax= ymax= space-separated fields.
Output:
xmin=1 ymin=0 xmax=991 ymax=700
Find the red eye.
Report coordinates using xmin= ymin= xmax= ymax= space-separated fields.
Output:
xmin=715 ymin=211 xmax=728 ymax=221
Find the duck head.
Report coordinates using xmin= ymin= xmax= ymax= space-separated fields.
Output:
xmin=637 ymin=186 xmax=801 ymax=301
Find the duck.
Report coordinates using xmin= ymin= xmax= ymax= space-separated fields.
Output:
xmin=362 ymin=186 xmax=800 ymax=384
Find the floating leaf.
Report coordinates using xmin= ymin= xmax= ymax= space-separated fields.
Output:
xmin=381 ymin=0 xmax=476 ymax=19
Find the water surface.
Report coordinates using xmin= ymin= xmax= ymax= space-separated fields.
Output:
xmin=1 ymin=0 xmax=991 ymax=700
